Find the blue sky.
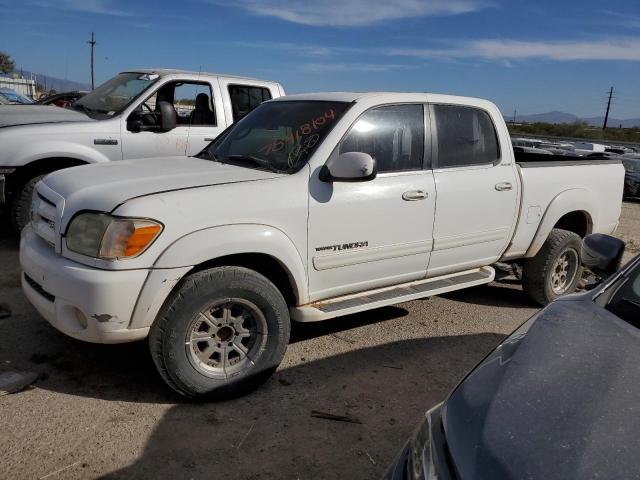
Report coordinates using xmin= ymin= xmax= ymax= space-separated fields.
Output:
xmin=1 ymin=0 xmax=640 ymax=118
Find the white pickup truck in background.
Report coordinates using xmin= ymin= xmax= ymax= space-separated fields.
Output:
xmin=20 ymin=92 xmax=624 ymax=399
xmin=0 ymin=69 xmax=284 ymax=230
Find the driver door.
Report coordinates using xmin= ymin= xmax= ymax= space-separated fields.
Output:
xmin=120 ymin=80 xmax=192 ymax=159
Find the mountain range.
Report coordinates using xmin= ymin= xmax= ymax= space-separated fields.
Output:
xmin=15 ymin=70 xmax=91 ymax=94
xmin=508 ymin=110 xmax=640 ymax=128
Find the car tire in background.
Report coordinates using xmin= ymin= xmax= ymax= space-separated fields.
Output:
xmin=149 ymin=266 xmax=291 ymax=399
xmin=10 ymin=175 xmax=45 ymax=233
xmin=522 ymin=228 xmax=584 ymax=306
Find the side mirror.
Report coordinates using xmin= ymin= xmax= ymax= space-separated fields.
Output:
xmin=127 ymin=112 xmax=144 ymax=133
xmin=320 ymin=152 xmax=377 ymax=182
xmin=581 ymin=234 xmax=625 ymax=279
xmin=157 ymin=100 xmax=177 ymax=132
xmin=126 ymin=101 xmax=176 ymax=133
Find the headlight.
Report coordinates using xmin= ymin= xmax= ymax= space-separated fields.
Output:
xmin=66 ymin=213 xmax=162 ymax=259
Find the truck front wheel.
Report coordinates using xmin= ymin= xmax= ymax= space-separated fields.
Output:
xmin=149 ymin=266 xmax=291 ymax=399
xmin=522 ymin=228 xmax=583 ymax=306
xmin=10 ymin=175 xmax=45 ymax=232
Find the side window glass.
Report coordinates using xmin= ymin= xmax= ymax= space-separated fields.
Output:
xmin=339 ymin=104 xmax=424 ymax=173
xmin=173 ymin=82 xmax=216 ymax=126
xmin=434 ymin=105 xmax=499 ymax=168
xmin=229 ymin=85 xmax=272 ymax=122
xmin=607 ymin=266 xmax=640 ymax=327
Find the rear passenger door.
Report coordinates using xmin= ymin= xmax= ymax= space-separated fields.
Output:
xmin=427 ymin=104 xmax=518 ymax=277
xmin=307 ymin=104 xmax=436 ymax=301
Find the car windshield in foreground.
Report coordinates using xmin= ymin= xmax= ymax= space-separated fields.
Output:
xmin=73 ymin=72 xmax=159 ymax=118
xmin=203 ymin=100 xmax=351 ymax=173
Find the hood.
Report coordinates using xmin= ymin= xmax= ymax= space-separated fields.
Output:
xmin=443 ymin=298 xmax=640 ymax=480
xmin=41 ymin=156 xmax=282 ymax=219
xmin=0 ymin=104 xmax=93 ymax=127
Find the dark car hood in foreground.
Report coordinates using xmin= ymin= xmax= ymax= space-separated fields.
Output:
xmin=444 ymin=297 xmax=640 ymax=480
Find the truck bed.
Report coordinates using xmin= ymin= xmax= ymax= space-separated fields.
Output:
xmin=514 ymin=150 xmax=622 ymax=168
xmin=501 ymin=151 xmax=625 ymax=260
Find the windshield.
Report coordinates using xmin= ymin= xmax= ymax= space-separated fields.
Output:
xmin=623 ymin=159 xmax=640 ymax=173
xmin=74 ymin=72 xmax=159 ymax=118
xmin=205 ymin=100 xmax=351 ymax=173
xmin=0 ymin=89 xmax=33 ymax=104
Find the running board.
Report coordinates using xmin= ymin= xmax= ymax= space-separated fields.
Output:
xmin=291 ymin=266 xmax=495 ymax=322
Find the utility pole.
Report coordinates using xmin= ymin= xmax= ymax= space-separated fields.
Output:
xmin=512 ymin=110 xmax=517 ymax=123
xmin=87 ymin=32 xmax=96 ymax=90
xmin=603 ymin=86 xmax=614 ymax=130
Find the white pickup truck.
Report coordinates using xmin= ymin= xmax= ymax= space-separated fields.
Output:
xmin=0 ymin=69 xmax=284 ymax=231
xmin=20 ymin=92 xmax=624 ymax=399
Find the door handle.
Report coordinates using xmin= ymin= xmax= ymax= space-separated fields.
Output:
xmin=204 ymin=138 xmax=216 ymax=142
xmin=495 ymin=182 xmax=513 ymax=192
xmin=402 ymin=190 xmax=428 ymax=201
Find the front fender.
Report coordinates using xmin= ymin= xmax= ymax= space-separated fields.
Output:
xmin=17 ymin=140 xmax=112 ymax=165
xmin=154 ymin=223 xmax=308 ymax=301
xmin=524 ymin=188 xmax=596 ymax=258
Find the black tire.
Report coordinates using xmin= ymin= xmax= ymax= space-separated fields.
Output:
xmin=10 ymin=175 xmax=45 ymax=233
xmin=522 ymin=228 xmax=584 ymax=306
xmin=149 ymin=266 xmax=291 ymax=399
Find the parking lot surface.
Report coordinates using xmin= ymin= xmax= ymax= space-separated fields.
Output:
xmin=1 ymin=201 xmax=638 ymax=479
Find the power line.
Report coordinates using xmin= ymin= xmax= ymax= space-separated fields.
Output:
xmin=87 ymin=32 xmax=96 ymax=90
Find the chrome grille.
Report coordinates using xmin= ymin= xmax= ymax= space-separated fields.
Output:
xmin=31 ymin=187 xmax=59 ymax=246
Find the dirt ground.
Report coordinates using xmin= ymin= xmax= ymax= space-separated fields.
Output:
xmin=1 ymin=201 xmax=638 ymax=480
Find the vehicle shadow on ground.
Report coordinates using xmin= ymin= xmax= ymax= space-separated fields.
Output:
xmin=99 ymin=333 xmax=503 ymax=479
xmin=441 ymin=282 xmax=537 ymax=309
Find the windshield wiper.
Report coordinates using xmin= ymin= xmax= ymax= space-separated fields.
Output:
xmin=224 ymin=155 xmax=284 ymax=173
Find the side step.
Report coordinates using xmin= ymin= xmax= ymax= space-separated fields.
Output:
xmin=291 ymin=266 xmax=495 ymax=322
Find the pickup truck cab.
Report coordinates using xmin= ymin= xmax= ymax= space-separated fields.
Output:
xmin=0 ymin=69 xmax=284 ymax=230
xmin=20 ymin=92 xmax=624 ymax=399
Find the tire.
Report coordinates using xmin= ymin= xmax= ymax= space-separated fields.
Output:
xmin=522 ymin=228 xmax=584 ymax=306
xmin=149 ymin=266 xmax=291 ymax=399
xmin=10 ymin=175 xmax=45 ymax=233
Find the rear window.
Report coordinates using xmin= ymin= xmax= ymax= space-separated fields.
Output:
xmin=229 ymin=85 xmax=273 ymax=122
xmin=434 ymin=105 xmax=500 ymax=168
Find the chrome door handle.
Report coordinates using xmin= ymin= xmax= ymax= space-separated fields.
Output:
xmin=402 ymin=190 xmax=428 ymax=201
xmin=495 ymin=182 xmax=513 ymax=191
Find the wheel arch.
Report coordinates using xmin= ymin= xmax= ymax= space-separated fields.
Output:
xmin=524 ymin=188 xmax=596 ymax=258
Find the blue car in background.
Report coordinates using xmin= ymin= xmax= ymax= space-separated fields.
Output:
xmin=0 ymin=87 xmax=34 ymax=104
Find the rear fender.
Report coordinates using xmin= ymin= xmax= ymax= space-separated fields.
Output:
xmin=524 ymin=188 xmax=596 ymax=258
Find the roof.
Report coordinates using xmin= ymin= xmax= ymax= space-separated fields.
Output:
xmin=125 ymin=68 xmax=276 ymax=83
xmin=271 ymin=91 xmax=494 ymax=107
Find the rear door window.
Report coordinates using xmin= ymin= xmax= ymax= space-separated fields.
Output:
xmin=433 ymin=105 xmax=500 ymax=168
xmin=229 ymin=85 xmax=273 ymax=122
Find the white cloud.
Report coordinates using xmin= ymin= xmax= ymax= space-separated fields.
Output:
xmin=601 ymin=10 xmax=640 ymax=29
xmin=209 ymin=0 xmax=488 ymax=26
xmin=301 ymin=62 xmax=418 ymax=72
xmin=31 ymin=0 xmax=134 ymax=16
xmin=388 ymin=38 xmax=640 ymax=61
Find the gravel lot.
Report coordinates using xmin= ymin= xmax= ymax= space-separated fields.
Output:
xmin=1 ymin=201 xmax=638 ymax=479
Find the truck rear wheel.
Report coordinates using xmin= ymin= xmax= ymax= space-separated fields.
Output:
xmin=10 ymin=175 xmax=45 ymax=232
xmin=149 ymin=266 xmax=290 ymax=399
xmin=522 ymin=228 xmax=583 ymax=306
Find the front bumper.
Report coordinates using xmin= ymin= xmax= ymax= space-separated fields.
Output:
xmin=20 ymin=226 xmax=151 ymax=343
